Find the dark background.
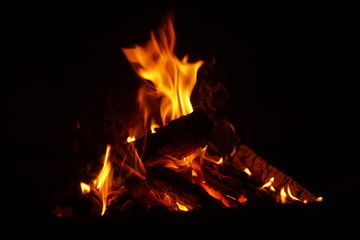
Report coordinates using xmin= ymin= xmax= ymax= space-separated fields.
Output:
xmin=1 ymin=0 xmax=358 ymax=232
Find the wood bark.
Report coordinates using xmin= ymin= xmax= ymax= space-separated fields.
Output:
xmin=229 ymin=144 xmax=319 ymax=202
xmin=110 ymin=109 xmax=215 ymax=167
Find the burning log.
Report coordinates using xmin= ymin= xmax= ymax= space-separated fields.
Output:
xmin=196 ymin=158 xmax=271 ymax=204
xmin=137 ymin=109 xmax=214 ymax=162
xmin=146 ymin=165 xmax=224 ymax=210
xmin=111 ymin=109 xmax=215 ymax=167
xmin=229 ymin=144 xmax=320 ymax=203
xmin=72 ymin=13 xmax=324 ymax=216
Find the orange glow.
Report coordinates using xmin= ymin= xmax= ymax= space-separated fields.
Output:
xmin=125 ymin=141 xmax=146 ymax=180
xmin=316 ymin=196 xmax=323 ymax=202
xmin=93 ymin=144 xmax=112 ymax=215
xmin=238 ymin=194 xmax=247 ymax=204
xmin=199 ymin=182 xmax=233 ymax=208
xmin=121 ymin=15 xmax=204 ymax=129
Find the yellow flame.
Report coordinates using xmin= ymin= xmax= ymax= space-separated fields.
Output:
xmin=121 ymin=15 xmax=204 ymax=128
xmin=80 ymin=182 xmax=90 ymax=194
xmin=176 ymin=202 xmax=189 ymax=211
xmin=280 ymin=187 xmax=287 ymax=203
xmin=260 ymin=177 xmax=275 ymax=189
xmin=243 ymin=168 xmax=252 ymax=176
xmin=94 ymin=144 xmax=112 ymax=216
xmin=127 ymin=136 xmax=136 ymax=143
xmin=150 ymin=123 xmax=160 ymax=133
xmin=286 ymin=185 xmax=300 ymax=201
xmin=215 ymin=157 xmax=223 ymax=165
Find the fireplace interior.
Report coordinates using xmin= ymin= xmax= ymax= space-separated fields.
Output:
xmin=2 ymin=0 xmax=358 ymax=236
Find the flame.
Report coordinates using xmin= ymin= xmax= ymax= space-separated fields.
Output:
xmin=199 ymin=182 xmax=233 ymax=208
xmin=150 ymin=123 xmax=160 ymax=133
xmin=176 ymin=202 xmax=189 ymax=211
xmin=121 ymin=15 xmax=204 ymax=130
xmin=93 ymin=144 xmax=113 ymax=215
xmin=75 ymin=14 xmax=324 ymax=216
xmin=280 ymin=187 xmax=287 ymax=203
xmin=80 ymin=182 xmax=90 ymax=194
xmin=127 ymin=136 xmax=136 ymax=143
xmin=215 ymin=157 xmax=223 ymax=165
xmin=260 ymin=177 xmax=275 ymax=190
xmin=243 ymin=168 xmax=252 ymax=176
xmin=279 ymin=186 xmax=299 ymax=203
xmin=286 ymin=185 xmax=300 ymax=201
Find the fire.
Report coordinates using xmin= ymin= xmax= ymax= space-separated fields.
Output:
xmin=176 ymin=202 xmax=189 ymax=211
xmin=121 ymin=14 xmax=204 ymax=132
xmin=126 ymin=136 xmax=136 ymax=143
xmin=74 ymin=13 xmax=324 ymax=217
xmin=79 ymin=15 xmax=204 ymax=215
xmin=80 ymin=182 xmax=90 ymax=194
xmin=93 ymin=144 xmax=112 ymax=215
xmin=260 ymin=177 xmax=275 ymax=191
xmin=243 ymin=168 xmax=252 ymax=176
xmin=279 ymin=186 xmax=300 ymax=204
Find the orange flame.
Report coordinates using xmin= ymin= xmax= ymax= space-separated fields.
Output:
xmin=93 ymin=144 xmax=112 ymax=215
xmin=77 ymin=14 xmax=324 ymax=216
xmin=121 ymin=15 xmax=204 ymax=131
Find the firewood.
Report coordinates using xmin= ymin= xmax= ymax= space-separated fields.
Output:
xmin=140 ymin=109 xmax=215 ymax=162
xmin=229 ymin=144 xmax=319 ymax=202
xmin=110 ymin=109 xmax=215 ymax=167
xmin=198 ymin=158 xmax=271 ymax=202
xmin=145 ymin=165 xmax=223 ymax=210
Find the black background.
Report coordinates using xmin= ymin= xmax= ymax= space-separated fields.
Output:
xmin=1 ymin=0 xmax=358 ymax=233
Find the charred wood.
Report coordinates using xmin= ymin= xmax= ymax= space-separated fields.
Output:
xmin=230 ymin=144 xmax=319 ymax=202
xmin=110 ymin=109 xmax=214 ymax=167
xmin=146 ymin=165 xmax=224 ymax=210
xmin=139 ymin=109 xmax=214 ymax=163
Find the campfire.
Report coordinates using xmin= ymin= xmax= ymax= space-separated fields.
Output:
xmin=54 ymin=12 xmax=322 ymax=217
